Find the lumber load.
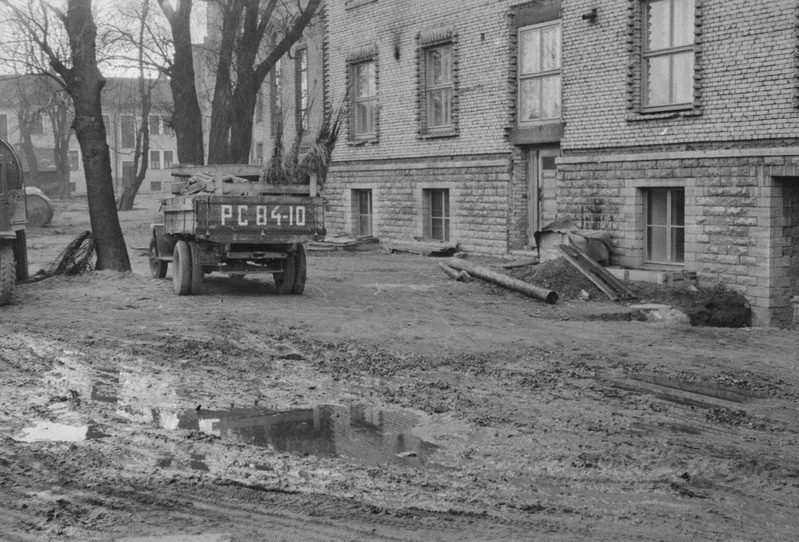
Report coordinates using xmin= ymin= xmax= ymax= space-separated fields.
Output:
xmin=446 ymin=257 xmax=558 ymax=304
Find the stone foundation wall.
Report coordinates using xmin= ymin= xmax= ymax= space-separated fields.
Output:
xmin=326 ymin=156 xmax=512 ymax=255
xmin=558 ymin=149 xmax=799 ymax=327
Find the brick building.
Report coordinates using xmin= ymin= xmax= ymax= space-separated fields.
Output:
xmin=321 ymin=0 xmax=799 ymax=328
xmin=0 ymin=75 xmax=177 ymax=197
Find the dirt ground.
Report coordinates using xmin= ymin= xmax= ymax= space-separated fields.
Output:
xmin=1 ymin=194 xmax=797 ymax=541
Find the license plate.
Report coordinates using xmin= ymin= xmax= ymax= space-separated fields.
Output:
xmin=219 ymin=204 xmax=308 ymax=227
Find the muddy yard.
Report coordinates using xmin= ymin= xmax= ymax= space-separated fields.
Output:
xmin=1 ymin=194 xmax=797 ymax=541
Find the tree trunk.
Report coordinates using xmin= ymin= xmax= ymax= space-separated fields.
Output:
xmin=160 ymin=0 xmax=204 ymax=166
xmin=65 ymin=0 xmax=130 ymax=271
xmin=17 ymin=109 xmax=40 ymax=185
xmin=229 ymin=80 xmax=258 ymax=163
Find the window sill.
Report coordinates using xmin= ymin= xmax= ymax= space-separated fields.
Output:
xmin=419 ymin=129 xmax=458 ymax=140
xmin=627 ymin=107 xmax=701 ymax=122
xmin=347 ymin=138 xmax=379 ymax=146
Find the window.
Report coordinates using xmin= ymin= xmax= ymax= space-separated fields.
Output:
xmin=150 ymin=150 xmax=161 ymax=170
xmin=425 ymin=44 xmax=454 ymax=131
xmin=163 ymin=150 xmax=173 ymax=169
xmin=645 ymin=188 xmax=685 ymax=264
xmin=26 ymin=111 xmax=44 ymax=135
xmin=0 ymin=114 xmax=6 ymax=140
xmin=270 ymin=64 xmax=283 ymax=136
xmin=121 ymin=115 xmax=135 ymax=148
xmin=149 ymin=115 xmax=161 ymax=135
xmin=351 ymin=60 xmax=377 ymax=139
xmin=256 ymin=88 xmax=264 ymax=123
xmin=150 ymin=181 xmax=162 ymax=192
xmin=643 ymin=0 xmax=695 ymax=109
xmin=255 ymin=142 xmax=264 ymax=166
xmin=518 ymin=21 xmax=561 ymax=123
xmin=424 ymin=189 xmax=450 ymax=242
xmin=68 ymin=150 xmax=80 ymax=171
xmin=295 ymin=48 xmax=309 ymax=133
xmin=354 ymin=189 xmax=373 ymax=236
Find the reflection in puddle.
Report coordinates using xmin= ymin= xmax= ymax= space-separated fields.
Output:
xmin=172 ymin=404 xmax=438 ymax=468
xmin=15 ymin=421 xmax=109 ymax=443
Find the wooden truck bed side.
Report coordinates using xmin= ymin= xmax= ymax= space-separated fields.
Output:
xmin=163 ymin=194 xmax=325 ymax=244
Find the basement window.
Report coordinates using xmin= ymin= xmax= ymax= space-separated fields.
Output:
xmin=645 ymin=188 xmax=684 ymax=264
xmin=424 ymin=189 xmax=450 ymax=242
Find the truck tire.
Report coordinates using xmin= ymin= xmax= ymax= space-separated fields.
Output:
xmin=291 ymin=244 xmax=307 ymax=295
xmin=172 ymin=240 xmax=192 ymax=295
xmin=190 ymin=242 xmax=204 ymax=294
xmin=14 ymin=230 xmax=28 ymax=282
xmin=149 ymin=237 xmax=168 ymax=278
xmin=274 ymin=252 xmax=296 ymax=295
xmin=0 ymin=244 xmax=16 ymax=306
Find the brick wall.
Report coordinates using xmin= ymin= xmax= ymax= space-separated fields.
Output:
xmin=562 ymin=0 xmax=799 ymax=151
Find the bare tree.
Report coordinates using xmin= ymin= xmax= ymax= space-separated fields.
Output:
xmin=112 ymin=0 xmax=160 ymax=211
xmin=157 ymin=0 xmax=204 ymax=165
xmin=207 ymin=0 xmax=322 ymax=164
xmin=0 ymin=0 xmax=130 ymax=271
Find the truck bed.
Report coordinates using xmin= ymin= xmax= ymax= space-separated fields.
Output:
xmin=163 ymin=194 xmax=325 ymax=244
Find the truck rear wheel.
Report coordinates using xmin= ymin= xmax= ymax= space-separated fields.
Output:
xmin=274 ymin=252 xmax=296 ymax=295
xmin=0 ymin=244 xmax=16 ymax=306
xmin=14 ymin=230 xmax=28 ymax=282
xmin=149 ymin=237 xmax=168 ymax=278
xmin=291 ymin=244 xmax=307 ymax=295
xmin=172 ymin=240 xmax=192 ymax=295
xmin=190 ymin=242 xmax=204 ymax=294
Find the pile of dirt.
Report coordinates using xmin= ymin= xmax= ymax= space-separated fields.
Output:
xmin=509 ymin=257 xmax=603 ymax=300
xmin=511 ymin=258 xmax=752 ymax=327
xmin=630 ymin=281 xmax=752 ymax=327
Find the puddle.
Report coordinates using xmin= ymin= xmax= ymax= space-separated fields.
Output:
xmin=14 ymin=421 xmax=109 ymax=443
xmin=169 ymin=404 xmax=439 ymax=468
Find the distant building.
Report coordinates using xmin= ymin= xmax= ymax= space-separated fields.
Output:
xmin=0 ymin=75 xmax=177 ymax=197
xmin=321 ymin=0 xmax=799 ymax=327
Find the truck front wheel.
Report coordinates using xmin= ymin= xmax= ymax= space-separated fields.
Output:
xmin=274 ymin=252 xmax=296 ymax=295
xmin=172 ymin=240 xmax=192 ymax=295
xmin=0 ymin=244 xmax=16 ymax=306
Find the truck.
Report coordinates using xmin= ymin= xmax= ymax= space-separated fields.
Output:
xmin=0 ymin=139 xmax=28 ymax=305
xmin=148 ymin=165 xmax=325 ymax=296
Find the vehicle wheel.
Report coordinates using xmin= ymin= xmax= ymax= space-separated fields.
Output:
xmin=14 ymin=230 xmax=28 ymax=282
xmin=190 ymin=242 xmax=204 ymax=294
xmin=0 ymin=244 xmax=16 ymax=306
xmin=291 ymin=244 xmax=307 ymax=295
xmin=149 ymin=237 xmax=168 ymax=278
xmin=274 ymin=251 xmax=296 ymax=295
xmin=172 ymin=240 xmax=192 ymax=295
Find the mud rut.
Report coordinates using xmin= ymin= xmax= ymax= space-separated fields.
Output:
xmin=0 ymin=196 xmax=798 ymax=541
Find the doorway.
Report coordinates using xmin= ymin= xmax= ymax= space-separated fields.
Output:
xmin=526 ymin=148 xmax=559 ymax=246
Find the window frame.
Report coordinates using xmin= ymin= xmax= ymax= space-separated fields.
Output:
xmin=149 ymin=115 xmax=162 ymax=135
xmin=517 ymin=20 xmax=562 ymax=126
xmin=417 ymin=32 xmax=459 ymax=138
xmin=149 ymin=150 xmax=161 ymax=170
xmin=295 ymin=47 xmax=309 ymax=134
xmin=641 ymin=0 xmax=696 ymax=112
xmin=120 ymin=115 xmax=136 ymax=148
xmin=353 ymin=189 xmax=373 ymax=237
xmin=644 ymin=187 xmax=685 ymax=265
xmin=347 ymin=55 xmax=379 ymax=143
xmin=68 ymin=150 xmax=80 ymax=171
xmin=424 ymin=188 xmax=450 ymax=242
xmin=163 ymin=150 xmax=173 ymax=169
